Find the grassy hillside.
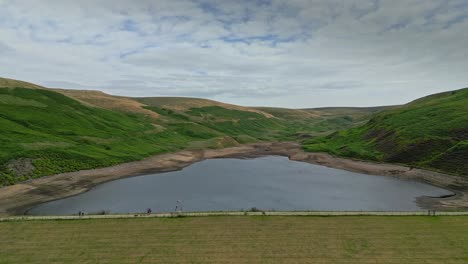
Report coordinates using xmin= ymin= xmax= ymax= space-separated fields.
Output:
xmin=152 ymin=107 xmax=283 ymax=143
xmin=0 ymin=87 xmax=281 ymax=186
xmin=136 ymin=96 xmax=273 ymax=117
xmin=0 ymin=78 xmax=375 ymax=186
xmin=51 ymin=89 xmax=160 ymax=119
xmin=256 ymin=106 xmax=391 ymax=139
xmin=0 ymin=87 xmax=197 ymax=186
xmin=304 ymin=88 xmax=468 ymax=176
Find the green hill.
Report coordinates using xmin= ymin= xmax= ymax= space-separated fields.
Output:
xmin=0 ymin=77 xmax=377 ymax=186
xmin=256 ymin=106 xmax=394 ymax=139
xmin=0 ymin=87 xmax=283 ymax=186
xmin=304 ymin=88 xmax=468 ymax=176
xmin=0 ymin=87 xmax=194 ymax=186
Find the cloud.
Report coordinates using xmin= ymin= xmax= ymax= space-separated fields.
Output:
xmin=0 ymin=0 xmax=467 ymax=108
xmin=0 ymin=41 xmax=14 ymax=55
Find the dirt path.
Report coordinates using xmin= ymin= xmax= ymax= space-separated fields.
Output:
xmin=0 ymin=142 xmax=467 ymax=216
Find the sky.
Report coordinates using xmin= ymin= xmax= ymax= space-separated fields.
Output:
xmin=1 ymin=0 xmax=467 ymax=108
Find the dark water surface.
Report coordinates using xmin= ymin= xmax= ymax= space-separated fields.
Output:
xmin=29 ymin=156 xmax=452 ymax=215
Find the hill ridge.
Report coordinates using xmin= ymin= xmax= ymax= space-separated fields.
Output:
xmin=304 ymin=87 xmax=468 ymax=176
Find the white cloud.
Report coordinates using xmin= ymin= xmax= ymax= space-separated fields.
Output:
xmin=0 ymin=0 xmax=467 ymax=108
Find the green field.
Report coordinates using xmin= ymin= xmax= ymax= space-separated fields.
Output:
xmin=304 ymin=88 xmax=468 ymax=176
xmin=0 ymin=216 xmax=467 ymax=263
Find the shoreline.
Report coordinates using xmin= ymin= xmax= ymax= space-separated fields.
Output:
xmin=1 ymin=142 xmax=467 ymax=216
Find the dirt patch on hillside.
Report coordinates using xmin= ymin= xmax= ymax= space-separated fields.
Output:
xmin=0 ymin=142 xmax=467 ymax=216
xmin=0 ymin=77 xmax=45 ymax=89
xmin=6 ymin=158 xmax=35 ymax=177
xmin=52 ymin=89 xmax=160 ymax=119
xmin=135 ymin=97 xmax=274 ymax=118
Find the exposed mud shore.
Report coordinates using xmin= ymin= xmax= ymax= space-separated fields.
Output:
xmin=1 ymin=142 xmax=467 ymax=216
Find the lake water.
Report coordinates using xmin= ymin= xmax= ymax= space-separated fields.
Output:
xmin=28 ymin=156 xmax=452 ymax=215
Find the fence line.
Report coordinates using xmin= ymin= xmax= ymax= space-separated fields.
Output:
xmin=1 ymin=210 xmax=468 ymax=221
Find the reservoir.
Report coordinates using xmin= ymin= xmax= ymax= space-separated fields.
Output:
xmin=28 ymin=156 xmax=452 ymax=215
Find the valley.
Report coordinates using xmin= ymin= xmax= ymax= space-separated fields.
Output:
xmin=0 ymin=77 xmax=467 ymax=215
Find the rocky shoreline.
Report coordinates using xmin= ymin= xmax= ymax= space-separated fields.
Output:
xmin=0 ymin=142 xmax=467 ymax=216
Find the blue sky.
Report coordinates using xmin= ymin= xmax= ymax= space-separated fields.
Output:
xmin=0 ymin=0 xmax=467 ymax=108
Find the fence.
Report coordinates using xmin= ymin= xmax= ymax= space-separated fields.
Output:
xmin=1 ymin=210 xmax=468 ymax=221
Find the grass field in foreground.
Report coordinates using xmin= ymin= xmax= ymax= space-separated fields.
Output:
xmin=0 ymin=216 xmax=467 ymax=263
